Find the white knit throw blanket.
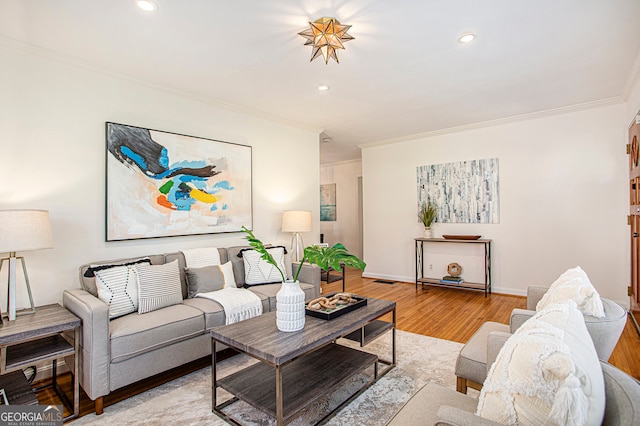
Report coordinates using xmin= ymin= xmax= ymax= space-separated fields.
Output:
xmin=196 ymin=288 xmax=263 ymax=325
xmin=181 ymin=248 xmax=221 ymax=268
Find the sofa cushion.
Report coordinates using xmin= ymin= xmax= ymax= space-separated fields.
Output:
xmin=241 ymin=247 xmax=287 ymax=285
xmin=136 ymin=260 xmax=183 ymax=314
xmin=249 ymin=282 xmax=316 ymax=311
xmin=183 ymin=292 xmax=270 ymax=329
xmin=109 ymin=303 xmax=205 ymax=363
xmin=94 ymin=264 xmax=140 ymax=319
xmin=477 ymin=302 xmax=605 ymax=426
xmin=537 ymin=266 xmax=604 ymax=318
xmin=79 ymin=255 xmax=164 ymax=297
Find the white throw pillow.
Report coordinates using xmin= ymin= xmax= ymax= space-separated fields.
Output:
xmin=95 ymin=265 xmax=139 ymax=319
xmin=537 ymin=266 xmax=605 ymax=317
xmin=135 ymin=260 xmax=183 ymax=314
xmin=242 ymin=247 xmax=286 ymax=285
xmin=477 ymin=302 xmax=605 ymax=426
xmin=219 ymin=261 xmax=237 ymax=289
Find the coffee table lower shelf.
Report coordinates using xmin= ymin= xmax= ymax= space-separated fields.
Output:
xmin=215 ymin=343 xmax=378 ymax=424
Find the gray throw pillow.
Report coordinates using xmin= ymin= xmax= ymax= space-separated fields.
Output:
xmin=185 ymin=265 xmax=225 ymax=298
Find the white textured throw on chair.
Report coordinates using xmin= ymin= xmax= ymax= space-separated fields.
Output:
xmin=197 ymin=287 xmax=263 ymax=325
xmin=181 ymin=248 xmax=221 ymax=268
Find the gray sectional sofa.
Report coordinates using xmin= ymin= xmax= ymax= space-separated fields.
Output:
xmin=63 ymin=246 xmax=321 ymax=414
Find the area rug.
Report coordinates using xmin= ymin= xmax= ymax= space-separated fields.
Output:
xmin=73 ymin=330 xmax=474 ymax=425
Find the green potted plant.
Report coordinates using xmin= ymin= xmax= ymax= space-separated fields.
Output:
xmin=418 ymin=201 xmax=437 ymax=238
xmin=241 ymin=226 xmax=366 ymax=332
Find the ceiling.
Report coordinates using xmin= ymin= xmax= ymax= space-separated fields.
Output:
xmin=2 ymin=0 xmax=640 ymax=164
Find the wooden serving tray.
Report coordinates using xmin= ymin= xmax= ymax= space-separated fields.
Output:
xmin=305 ymin=294 xmax=367 ymax=320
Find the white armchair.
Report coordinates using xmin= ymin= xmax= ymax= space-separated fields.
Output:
xmin=454 ymin=285 xmax=627 ymax=394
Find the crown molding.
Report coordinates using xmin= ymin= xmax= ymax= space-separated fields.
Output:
xmin=320 ymin=158 xmax=362 ymax=168
xmin=359 ymin=97 xmax=624 ymax=150
xmin=0 ymin=35 xmax=322 ymax=135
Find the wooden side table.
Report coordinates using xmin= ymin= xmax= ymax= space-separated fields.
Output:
xmin=0 ymin=304 xmax=80 ymax=420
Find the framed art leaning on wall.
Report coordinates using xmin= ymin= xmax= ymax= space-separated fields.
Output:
xmin=105 ymin=122 xmax=252 ymax=241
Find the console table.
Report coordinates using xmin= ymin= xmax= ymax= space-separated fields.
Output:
xmin=415 ymin=237 xmax=492 ymax=296
xmin=0 ymin=304 xmax=80 ymax=420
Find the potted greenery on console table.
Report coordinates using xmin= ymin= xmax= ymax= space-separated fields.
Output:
xmin=418 ymin=201 xmax=437 ymax=238
xmin=241 ymin=226 xmax=366 ymax=331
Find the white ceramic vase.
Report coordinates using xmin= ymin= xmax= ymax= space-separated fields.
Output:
xmin=423 ymin=227 xmax=433 ymax=238
xmin=276 ymin=280 xmax=306 ymax=332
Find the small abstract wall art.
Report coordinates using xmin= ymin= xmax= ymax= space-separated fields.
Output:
xmin=417 ymin=158 xmax=500 ymax=223
xmin=320 ymin=183 xmax=337 ymax=221
xmin=106 ymin=122 xmax=252 ymax=241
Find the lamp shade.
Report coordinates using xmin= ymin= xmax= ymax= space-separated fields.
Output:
xmin=282 ymin=210 xmax=312 ymax=233
xmin=0 ymin=209 xmax=53 ymax=253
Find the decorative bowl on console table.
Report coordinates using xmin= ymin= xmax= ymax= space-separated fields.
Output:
xmin=442 ymin=235 xmax=482 ymax=240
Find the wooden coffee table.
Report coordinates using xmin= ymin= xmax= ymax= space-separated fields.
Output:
xmin=210 ymin=297 xmax=396 ymax=425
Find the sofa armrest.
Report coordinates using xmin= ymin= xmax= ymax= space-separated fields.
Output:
xmin=526 ymin=286 xmax=548 ymax=310
xmin=436 ymin=405 xmax=502 ymax=426
xmin=293 ymin=262 xmax=321 ymax=298
xmin=63 ymin=288 xmax=110 ymax=401
xmin=486 ymin=331 xmax=512 ymax=371
xmin=510 ymin=308 xmax=535 ymax=332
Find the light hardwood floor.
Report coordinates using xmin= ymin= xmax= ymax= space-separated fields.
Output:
xmin=46 ymin=268 xmax=640 ymax=420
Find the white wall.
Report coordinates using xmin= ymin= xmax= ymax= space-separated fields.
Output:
xmin=362 ymin=103 xmax=629 ymax=305
xmin=628 ymin=67 xmax=640 ymax=123
xmin=0 ymin=43 xmax=320 ymax=310
xmin=320 ymin=160 xmax=362 ymax=257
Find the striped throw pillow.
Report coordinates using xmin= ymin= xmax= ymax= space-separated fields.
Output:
xmin=135 ymin=260 xmax=183 ymax=314
xmin=95 ymin=265 xmax=140 ymax=319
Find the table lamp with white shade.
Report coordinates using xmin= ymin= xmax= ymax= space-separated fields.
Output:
xmin=281 ymin=210 xmax=312 ymax=262
xmin=0 ymin=209 xmax=53 ymax=321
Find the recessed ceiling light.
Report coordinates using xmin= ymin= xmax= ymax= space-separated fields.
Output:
xmin=137 ymin=0 xmax=158 ymax=12
xmin=318 ymin=85 xmax=330 ymax=91
xmin=458 ymin=33 xmax=475 ymax=43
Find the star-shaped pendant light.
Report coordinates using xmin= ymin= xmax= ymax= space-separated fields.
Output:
xmin=298 ymin=17 xmax=354 ymax=64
